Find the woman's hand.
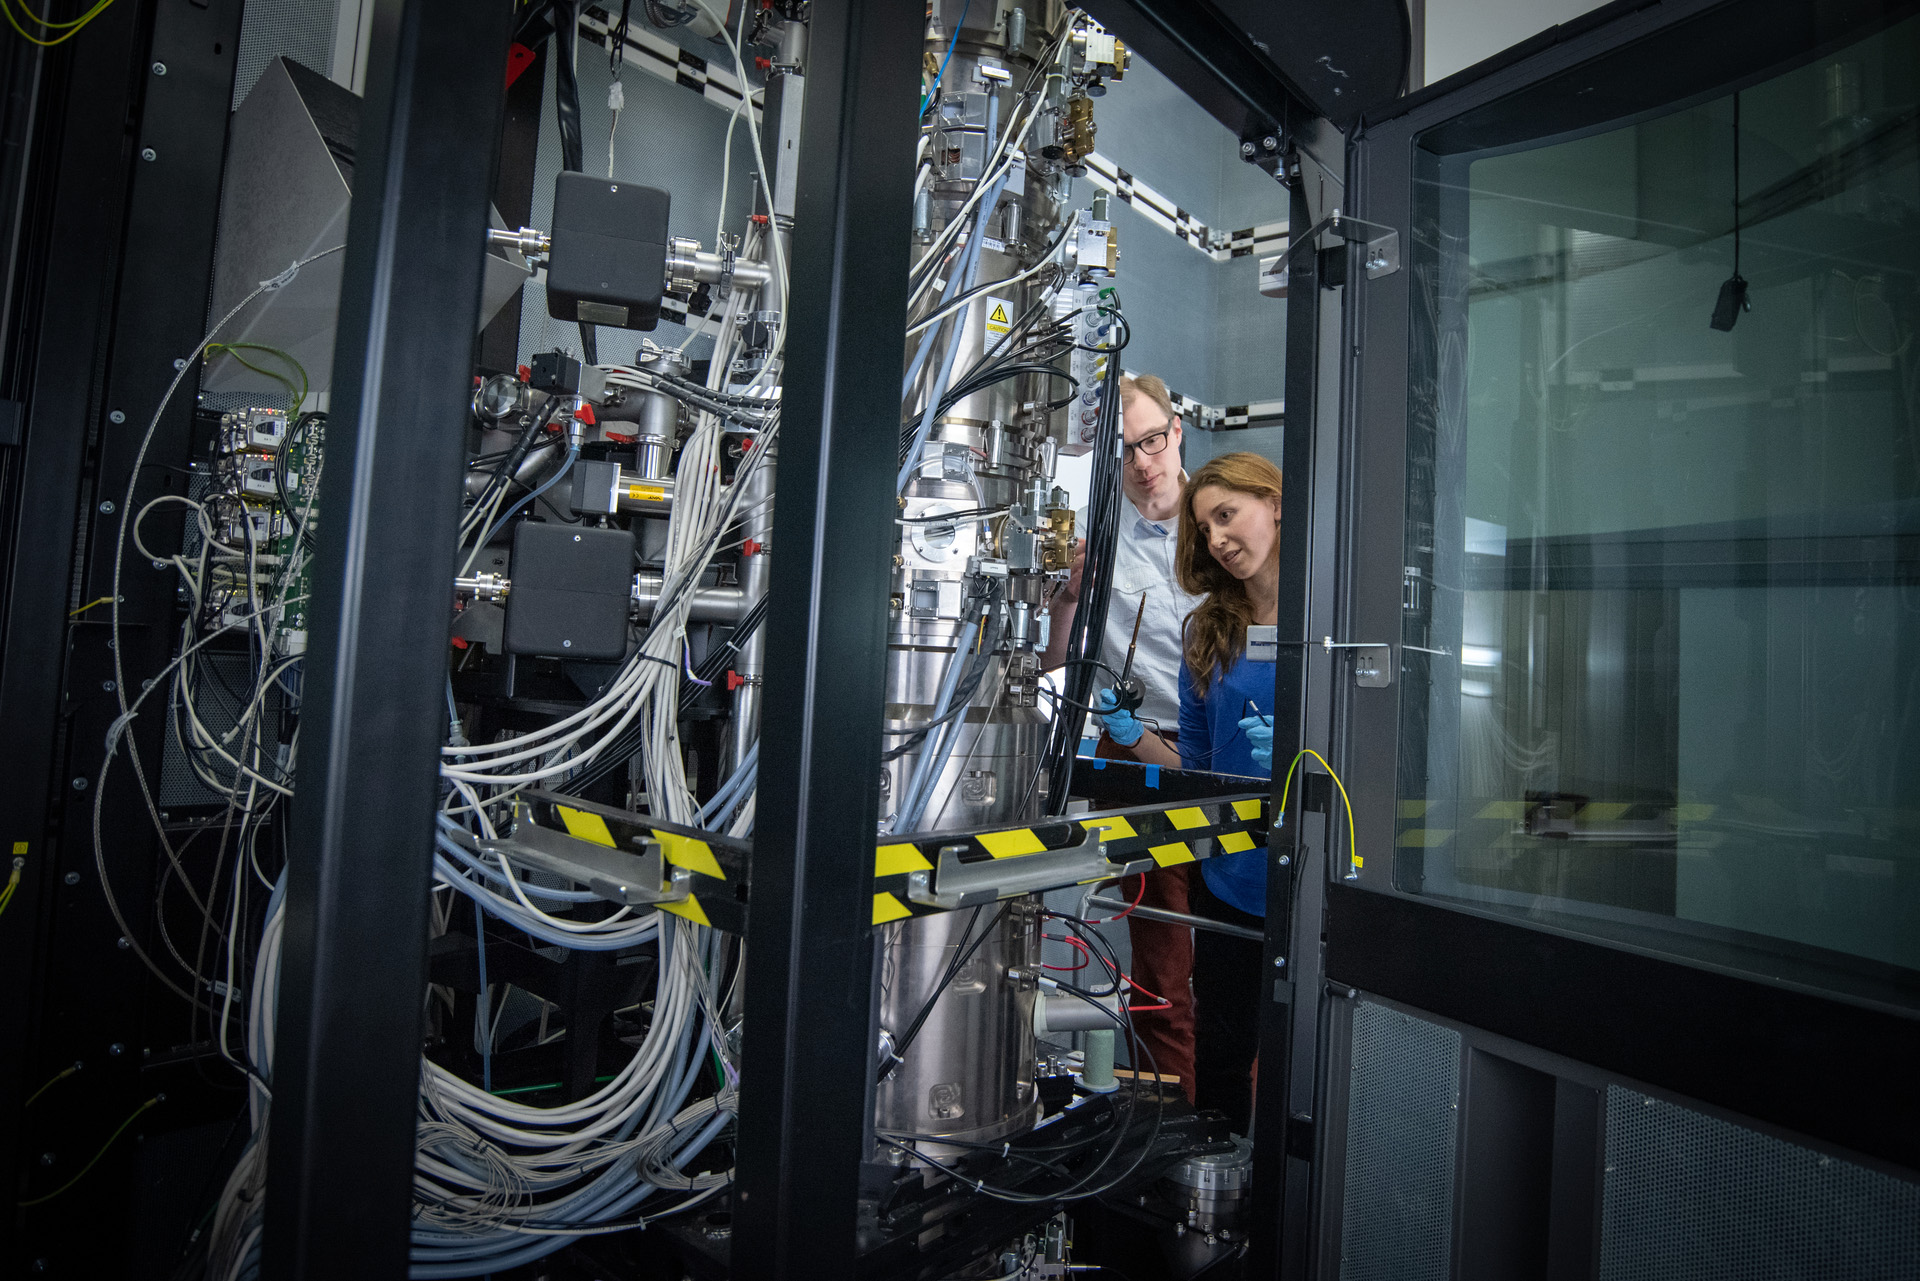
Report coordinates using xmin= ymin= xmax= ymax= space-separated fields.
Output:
xmin=1239 ymin=715 xmax=1274 ymax=770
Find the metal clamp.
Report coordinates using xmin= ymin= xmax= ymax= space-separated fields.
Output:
xmin=906 ymin=829 xmax=1121 ymax=910
xmin=483 ymin=817 xmax=691 ymax=908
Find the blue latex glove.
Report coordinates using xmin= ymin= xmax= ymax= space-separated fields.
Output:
xmin=1240 ymin=715 xmax=1274 ymax=771
xmin=1093 ymin=688 xmax=1144 ymax=747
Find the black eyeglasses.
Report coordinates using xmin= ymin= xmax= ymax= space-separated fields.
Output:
xmin=1122 ymin=427 xmax=1172 ymax=462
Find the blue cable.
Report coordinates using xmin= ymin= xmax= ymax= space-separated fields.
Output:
xmin=477 ymin=444 xmax=579 ymax=548
xmin=474 ymin=895 xmax=493 ymax=1093
xmin=919 ymin=0 xmax=971 ymax=114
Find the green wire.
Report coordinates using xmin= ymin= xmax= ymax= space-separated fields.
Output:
xmin=204 ymin=342 xmax=309 ymax=415
xmin=489 ymin=1072 xmax=617 ymax=1098
xmin=18 ymin=1095 xmax=163 ymax=1207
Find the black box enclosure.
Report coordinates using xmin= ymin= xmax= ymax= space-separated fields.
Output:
xmin=544 ymin=173 xmax=669 ymax=330
xmin=502 ymin=522 xmax=634 ymax=659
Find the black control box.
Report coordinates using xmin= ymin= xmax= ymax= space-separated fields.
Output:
xmin=544 ymin=173 xmax=669 ymax=331
xmin=502 ymin=522 xmax=633 ymax=660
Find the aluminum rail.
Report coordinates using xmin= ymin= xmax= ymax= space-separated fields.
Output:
xmin=1085 ymin=895 xmax=1266 ymax=941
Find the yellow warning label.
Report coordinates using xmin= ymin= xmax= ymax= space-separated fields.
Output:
xmin=1148 ymin=841 xmax=1196 ymax=867
xmin=983 ymin=296 xmax=1013 ymax=338
xmin=876 ymin=843 xmax=934 ymax=876
xmin=872 ymin=892 xmax=914 ymax=925
xmin=661 ymin=896 xmax=712 ymax=927
xmin=557 ymin=807 xmax=617 ymax=848
xmin=656 ymin=832 xmax=725 ymax=880
xmin=627 ymin=484 xmax=667 ymax=503
xmin=977 ymin=827 xmax=1047 ymax=859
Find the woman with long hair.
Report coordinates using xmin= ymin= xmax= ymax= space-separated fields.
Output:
xmin=1094 ymin=450 xmax=1281 ymax=1132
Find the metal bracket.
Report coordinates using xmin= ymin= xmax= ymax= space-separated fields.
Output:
xmin=905 ymin=828 xmax=1129 ymax=910
xmin=1319 ymin=638 xmax=1392 ymax=688
xmin=483 ymin=818 xmax=691 ymax=908
xmin=1274 ymin=209 xmax=1399 ymax=279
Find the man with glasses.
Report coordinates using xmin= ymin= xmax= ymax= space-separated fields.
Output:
xmin=1042 ymin=372 xmax=1203 ymax=1099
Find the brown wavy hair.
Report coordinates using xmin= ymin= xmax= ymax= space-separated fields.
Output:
xmin=1176 ymin=451 xmax=1283 ymax=695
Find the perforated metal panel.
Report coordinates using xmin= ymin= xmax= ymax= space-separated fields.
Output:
xmin=159 ymin=653 xmax=276 ymax=807
xmin=233 ymin=0 xmax=341 ymax=108
xmin=1601 ymin=1086 xmax=1920 ymax=1280
xmin=1339 ymin=1000 xmax=1462 ymax=1281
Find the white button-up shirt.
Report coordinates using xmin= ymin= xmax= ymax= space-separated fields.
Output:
xmin=1077 ymin=495 xmax=1205 ymax=736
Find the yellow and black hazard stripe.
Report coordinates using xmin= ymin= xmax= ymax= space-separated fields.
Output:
xmin=869 ymin=791 xmax=1269 ymax=925
xmin=519 ymin=789 xmax=749 ymax=935
xmin=516 ymin=788 xmax=1270 ymax=932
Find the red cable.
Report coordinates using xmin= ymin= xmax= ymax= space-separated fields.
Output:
xmin=1041 ymin=933 xmax=1091 ymax=971
xmin=1091 ymin=872 xmax=1147 ymax=924
xmin=1124 ymin=974 xmax=1170 ymax=1006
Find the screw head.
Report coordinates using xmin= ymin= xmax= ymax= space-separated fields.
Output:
xmin=1277 ymin=854 xmax=1291 ymax=866
xmin=1274 ymin=955 xmax=1284 ymax=967
xmin=561 ymin=639 xmax=572 ymax=648
xmin=64 ymin=871 xmax=79 ymax=885
xmin=1262 ymin=135 xmax=1279 ymax=150
xmin=99 ymin=500 xmax=115 ymax=515
xmin=1240 ymin=140 xmax=1256 ymax=158
xmin=102 ymin=679 xmax=115 ymax=692
xmin=39 ymin=1152 xmax=54 ymax=1166
xmin=573 ymin=534 xmax=582 ymax=542
xmin=116 ymin=937 xmax=130 ymax=950
xmin=109 ymin=1042 xmax=125 ymax=1056
xmin=152 ymin=61 xmax=167 ymax=75
xmin=71 ymin=776 xmax=88 ymax=791
xmin=172 ymin=357 xmax=187 ymax=370
xmin=108 ymin=409 xmax=126 ymax=424
xmin=152 ymin=559 xmax=168 ymax=570
xmin=141 ymin=147 xmax=157 ymax=162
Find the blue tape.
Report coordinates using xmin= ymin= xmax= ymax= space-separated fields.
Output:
xmin=1144 ymin=764 xmax=1160 ymax=788
xmin=1091 ymin=757 xmax=1107 ymax=770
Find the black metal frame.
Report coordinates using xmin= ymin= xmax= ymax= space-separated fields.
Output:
xmin=261 ymin=0 xmax=512 ymax=1274
xmin=1317 ymin=0 xmax=1920 ymax=1272
xmin=728 ymin=0 xmax=923 ymax=1271
xmin=0 ymin=1 xmax=246 ymax=1271
xmin=0 ymin=0 xmax=1373 ymax=1273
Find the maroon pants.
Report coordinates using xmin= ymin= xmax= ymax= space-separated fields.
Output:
xmin=1096 ymin=732 xmax=1196 ymax=1101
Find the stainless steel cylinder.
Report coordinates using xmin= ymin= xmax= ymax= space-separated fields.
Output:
xmin=874 ymin=901 xmax=1040 ymax=1148
xmin=632 ymin=573 xmax=746 ymax=625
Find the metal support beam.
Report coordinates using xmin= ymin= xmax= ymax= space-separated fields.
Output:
xmin=261 ymin=1 xmax=510 ymax=1276
xmin=1253 ymin=111 xmax=1347 ymax=1281
xmin=731 ymin=0 xmax=922 ymax=1271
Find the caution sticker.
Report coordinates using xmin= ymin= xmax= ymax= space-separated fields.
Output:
xmin=983 ymin=297 xmax=1013 ymax=339
xmin=628 ymin=483 xmax=667 ymax=503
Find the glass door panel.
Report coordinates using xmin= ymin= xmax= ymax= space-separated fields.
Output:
xmin=1396 ymin=16 xmax=1920 ymax=973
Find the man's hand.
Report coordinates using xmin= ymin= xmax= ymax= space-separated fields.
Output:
xmin=1094 ymin=688 xmax=1144 ymax=747
xmin=1040 ymin=539 xmax=1087 ymax=669
xmin=1057 ymin=538 xmax=1086 ymax=604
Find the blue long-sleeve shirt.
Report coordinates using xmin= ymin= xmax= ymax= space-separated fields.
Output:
xmin=1177 ymin=649 xmax=1276 ymax=917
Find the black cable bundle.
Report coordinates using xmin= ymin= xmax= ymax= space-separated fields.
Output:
xmin=1033 ymin=343 xmax=1125 ymax=814
xmin=550 ymin=0 xmax=599 ymax=365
